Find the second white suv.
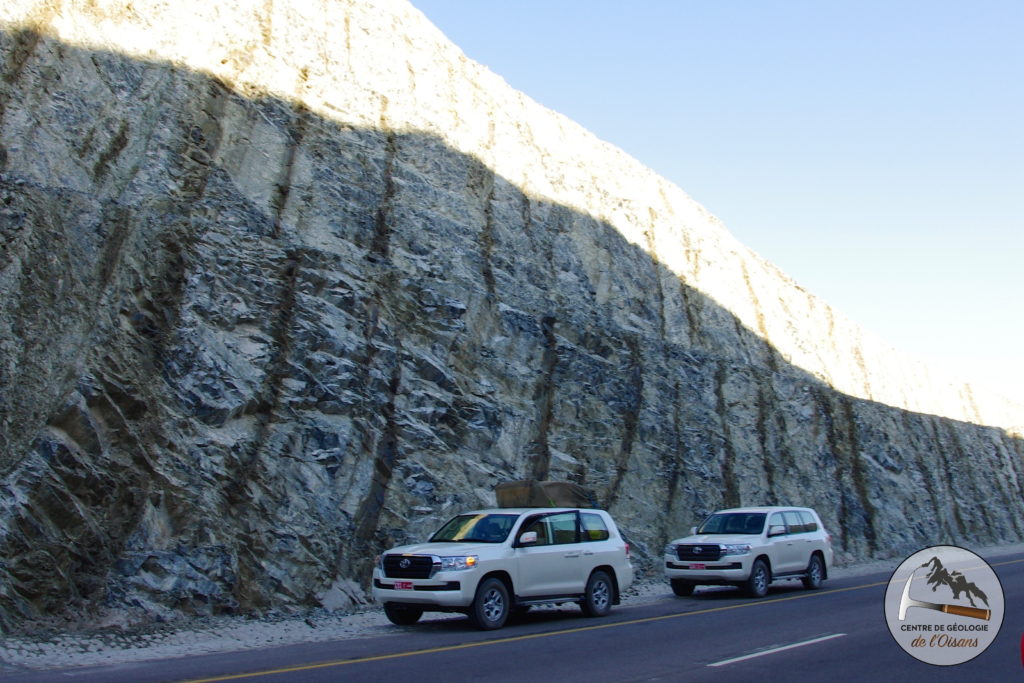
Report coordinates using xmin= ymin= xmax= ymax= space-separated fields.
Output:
xmin=373 ymin=507 xmax=634 ymax=630
xmin=664 ymin=506 xmax=833 ymax=598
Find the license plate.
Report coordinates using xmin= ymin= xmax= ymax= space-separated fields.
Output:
xmin=394 ymin=581 xmax=413 ymax=590
xmin=689 ymin=563 xmax=706 ymax=570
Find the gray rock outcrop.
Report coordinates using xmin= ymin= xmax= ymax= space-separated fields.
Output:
xmin=1 ymin=0 xmax=1021 ymax=629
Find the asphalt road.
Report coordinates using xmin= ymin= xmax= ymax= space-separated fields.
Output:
xmin=8 ymin=551 xmax=1023 ymax=682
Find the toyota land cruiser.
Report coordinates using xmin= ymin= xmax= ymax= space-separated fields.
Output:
xmin=664 ymin=506 xmax=833 ymax=598
xmin=373 ymin=507 xmax=634 ymax=630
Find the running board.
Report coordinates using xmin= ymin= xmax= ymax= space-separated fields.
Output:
xmin=772 ymin=571 xmax=810 ymax=579
xmin=515 ymin=594 xmax=584 ymax=606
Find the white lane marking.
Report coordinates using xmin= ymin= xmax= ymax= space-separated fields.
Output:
xmin=708 ymin=633 xmax=848 ymax=667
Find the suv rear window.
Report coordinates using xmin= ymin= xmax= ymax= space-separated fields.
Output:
xmin=581 ymin=512 xmax=610 ymax=541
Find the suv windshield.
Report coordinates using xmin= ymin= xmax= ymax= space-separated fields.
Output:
xmin=697 ymin=512 xmax=766 ymax=535
xmin=429 ymin=513 xmax=518 ymax=543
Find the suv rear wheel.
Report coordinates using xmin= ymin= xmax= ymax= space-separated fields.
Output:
xmin=802 ymin=554 xmax=824 ymax=590
xmin=744 ymin=559 xmax=770 ymax=598
xmin=581 ymin=570 xmax=613 ymax=617
xmin=470 ymin=577 xmax=510 ymax=630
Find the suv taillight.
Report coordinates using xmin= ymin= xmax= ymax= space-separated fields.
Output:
xmin=624 ymin=543 xmax=630 ymax=557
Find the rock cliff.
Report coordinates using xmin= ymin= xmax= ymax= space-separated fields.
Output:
xmin=1 ymin=0 xmax=1021 ymax=628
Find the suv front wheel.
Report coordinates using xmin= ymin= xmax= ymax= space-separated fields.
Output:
xmin=470 ymin=577 xmax=510 ymax=630
xmin=581 ymin=570 xmax=613 ymax=617
xmin=744 ymin=559 xmax=770 ymax=598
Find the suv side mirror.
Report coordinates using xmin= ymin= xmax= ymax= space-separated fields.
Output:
xmin=767 ymin=524 xmax=787 ymax=537
xmin=690 ymin=526 xmax=698 ymax=535
xmin=517 ymin=531 xmax=538 ymax=547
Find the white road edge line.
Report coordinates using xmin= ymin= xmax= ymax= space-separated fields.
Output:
xmin=708 ymin=633 xmax=848 ymax=667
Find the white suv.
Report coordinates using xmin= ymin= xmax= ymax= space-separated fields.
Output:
xmin=373 ymin=507 xmax=634 ymax=630
xmin=663 ymin=506 xmax=833 ymax=598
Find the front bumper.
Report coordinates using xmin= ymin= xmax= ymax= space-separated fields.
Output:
xmin=664 ymin=556 xmax=751 ymax=583
xmin=372 ymin=569 xmax=479 ymax=608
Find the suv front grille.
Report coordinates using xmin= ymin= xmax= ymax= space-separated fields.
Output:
xmin=382 ymin=554 xmax=435 ymax=579
xmin=676 ymin=544 xmax=723 ymax=561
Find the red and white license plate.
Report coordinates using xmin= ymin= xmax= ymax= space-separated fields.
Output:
xmin=689 ymin=563 xmax=706 ymax=570
xmin=394 ymin=580 xmax=413 ymax=590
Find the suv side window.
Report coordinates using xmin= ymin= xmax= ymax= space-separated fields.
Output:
xmin=521 ymin=515 xmax=552 ymax=546
xmin=521 ymin=511 xmax=579 ymax=546
xmin=783 ymin=510 xmax=805 ymax=534
xmin=548 ymin=512 xmax=580 ymax=545
xmin=581 ymin=512 xmax=610 ymax=541
xmin=797 ymin=510 xmax=818 ymax=533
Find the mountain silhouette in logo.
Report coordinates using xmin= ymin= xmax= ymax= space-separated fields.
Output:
xmin=920 ymin=556 xmax=989 ymax=608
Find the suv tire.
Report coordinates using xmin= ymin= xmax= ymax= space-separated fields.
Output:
xmin=581 ymin=570 xmax=613 ymax=617
xmin=802 ymin=554 xmax=824 ymax=590
xmin=744 ymin=559 xmax=770 ymax=598
xmin=383 ymin=603 xmax=423 ymax=626
xmin=470 ymin=577 xmax=510 ymax=630
xmin=671 ymin=579 xmax=695 ymax=597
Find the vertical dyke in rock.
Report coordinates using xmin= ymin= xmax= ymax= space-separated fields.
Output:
xmin=528 ymin=315 xmax=557 ymax=482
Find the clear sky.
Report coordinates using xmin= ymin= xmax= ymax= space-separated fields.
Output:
xmin=409 ymin=1 xmax=1022 ymax=402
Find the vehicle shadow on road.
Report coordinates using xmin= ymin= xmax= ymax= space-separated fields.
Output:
xmin=684 ymin=583 xmax=812 ymax=603
xmin=399 ymin=605 xmax=608 ymax=634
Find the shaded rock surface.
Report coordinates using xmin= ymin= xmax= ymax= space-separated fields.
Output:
xmin=0 ymin=0 xmax=1021 ymax=630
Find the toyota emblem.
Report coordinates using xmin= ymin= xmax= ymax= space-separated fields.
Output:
xmin=693 ymin=546 xmax=703 ymax=554
xmin=399 ymin=558 xmax=411 ymax=569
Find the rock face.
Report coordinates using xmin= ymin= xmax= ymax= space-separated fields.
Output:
xmin=0 ymin=0 xmax=1021 ymax=628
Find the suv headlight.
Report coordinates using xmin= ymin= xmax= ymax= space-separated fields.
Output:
xmin=663 ymin=543 xmax=677 ymax=556
xmin=720 ymin=544 xmax=751 ymax=556
xmin=436 ymin=555 xmax=479 ymax=572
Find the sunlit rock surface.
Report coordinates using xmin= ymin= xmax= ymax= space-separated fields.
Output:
xmin=1 ymin=0 xmax=1021 ymax=628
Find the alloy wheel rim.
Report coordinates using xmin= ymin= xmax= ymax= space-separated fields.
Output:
xmin=484 ymin=589 xmax=504 ymax=621
xmin=589 ymin=577 xmax=610 ymax=610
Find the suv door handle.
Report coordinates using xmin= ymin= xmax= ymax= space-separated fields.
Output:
xmin=563 ymin=552 xmax=581 ymax=558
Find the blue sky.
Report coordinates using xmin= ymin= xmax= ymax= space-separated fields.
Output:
xmin=409 ymin=1 xmax=1022 ymax=402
